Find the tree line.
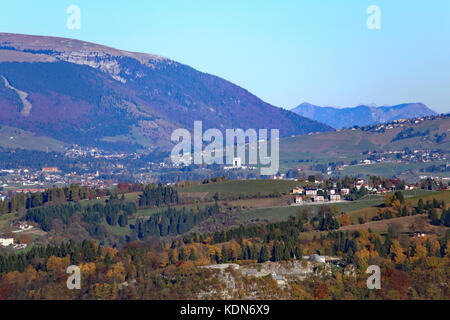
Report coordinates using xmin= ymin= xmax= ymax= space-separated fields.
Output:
xmin=138 ymin=184 xmax=179 ymax=208
xmin=26 ymin=200 xmax=137 ymax=233
xmin=0 ymin=240 xmax=100 ymax=274
xmin=0 ymin=184 xmax=101 ymax=215
xmin=132 ymin=203 xmax=221 ymax=239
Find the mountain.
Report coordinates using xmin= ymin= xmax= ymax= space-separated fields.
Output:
xmin=0 ymin=33 xmax=332 ymax=152
xmin=291 ymin=102 xmax=437 ymax=129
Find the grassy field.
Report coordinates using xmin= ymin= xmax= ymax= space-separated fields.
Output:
xmin=238 ymin=190 xmax=440 ymax=224
xmin=345 ymin=190 xmax=450 ymax=223
xmin=339 ymin=161 xmax=448 ymax=178
xmin=0 ymin=212 xmax=17 ymax=231
xmin=239 ymin=199 xmax=385 ymax=224
xmin=0 ymin=125 xmax=67 ymax=151
xmin=177 ymin=180 xmax=299 ymax=196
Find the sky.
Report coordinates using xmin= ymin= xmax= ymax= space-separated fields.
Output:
xmin=1 ymin=0 xmax=449 ymax=113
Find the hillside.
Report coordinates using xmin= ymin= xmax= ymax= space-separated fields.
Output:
xmin=278 ymin=116 xmax=450 ymax=178
xmin=0 ymin=33 xmax=332 ymax=152
xmin=291 ymin=102 xmax=437 ymax=129
xmin=280 ymin=116 xmax=450 ymax=157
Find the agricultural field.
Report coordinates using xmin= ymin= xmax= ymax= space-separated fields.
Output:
xmin=177 ymin=179 xmax=299 ymax=196
xmin=0 ymin=125 xmax=67 ymax=152
xmin=339 ymin=161 xmax=448 ymax=178
xmin=237 ymin=190 xmax=440 ymax=225
xmin=344 ymin=190 xmax=450 ymax=224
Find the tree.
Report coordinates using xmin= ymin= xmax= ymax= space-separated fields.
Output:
xmin=390 ymin=240 xmax=406 ymax=264
xmin=295 ymin=246 xmax=303 ymax=259
xmin=428 ymin=208 xmax=441 ymax=225
xmin=441 ymin=209 xmax=450 ymax=227
xmin=340 ymin=213 xmax=351 ymax=226
xmin=189 ymin=248 xmax=197 ymax=261
xmin=220 ymin=245 xmax=227 ymax=263
xmin=259 ymin=245 xmax=269 ymax=263
xmin=417 ymin=198 xmax=425 ymax=213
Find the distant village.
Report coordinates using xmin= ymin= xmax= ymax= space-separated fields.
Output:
xmin=288 ymin=176 xmax=426 ymax=206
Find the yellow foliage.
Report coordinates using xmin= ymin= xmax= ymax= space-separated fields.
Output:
xmin=384 ymin=194 xmax=392 ymax=207
xmin=106 ymin=262 xmax=126 ymax=283
xmin=392 ymin=200 xmax=402 ymax=214
xmin=390 ymin=240 xmax=406 ymax=264
xmin=409 ymin=240 xmax=427 ymax=263
xmin=46 ymin=256 xmax=70 ymax=274
xmin=291 ymin=283 xmax=312 ymax=300
xmin=103 ymin=247 xmax=118 ymax=259
xmin=80 ymin=262 xmax=97 ymax=277
xmin=340 ymin=213 xmax=351 ymax=226
xmin=93 ymin=283 xmax=117 ymax=300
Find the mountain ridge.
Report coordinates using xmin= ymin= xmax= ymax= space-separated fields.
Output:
xmin=291 ymin=102 xmax=437 ymax=129
xmin=0 ymin=33 xmax=332 ymax=152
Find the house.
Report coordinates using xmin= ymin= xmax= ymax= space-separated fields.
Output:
xmin=17 ymin=222 xmax=33 ymax=231
xmin=232 ymin=157 xmax=242 ymax=168
xmin=15 ymin=188 xmax=46 ymax=194
xmin=312 ymin=195 xmax=325 ymax=203
xmin=291 ymin=187 xmax=304 ymax=194
xmin=329 ymin=189 xmax=336 ymax=195
xmin=0 ymin=237 xmax=14 ymax=247
xmin=329 ymin=194 xmax=341 ymax=201
xmin=305 ymin=188 xmax=318 ymax=196
xmin=42 ymin=167 xmax=59 ymax=173
xmin=341 ymin=188 xmax=350 ymax=195
xmin=294 ymin=195 xmax=303 ymax=204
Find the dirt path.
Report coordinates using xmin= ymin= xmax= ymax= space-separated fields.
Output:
xmin=2 ymin=76 xmax=32 ymax=116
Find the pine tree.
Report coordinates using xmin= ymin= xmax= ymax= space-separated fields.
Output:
xmin=259 ymin=245 xmax=269 ymax=263
xmin=295 ymin=246 xmax=303 ymax=259
xmin=189 ymin=248 xmax=197 ymax=261
xmin=221 ymin=245 xmax=227 ymax=263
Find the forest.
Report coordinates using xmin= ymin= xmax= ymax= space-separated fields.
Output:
xmin=0 ymin=179 xmax=448 ymax=300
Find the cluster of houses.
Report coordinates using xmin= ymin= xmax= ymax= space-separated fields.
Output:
xmin=0 ymin=167 xmax=116 ymax=199
xmin=291 ymin=186 xmax=347 ymax=204
xmin=290 ymin=176 xmax=424 ymax=205
xmin=0 ymin=222 xmax=34 ymax=250
xmin=11 ymin=221 xmax=34 ymax=233
xmin=0 ymin=236 xmax=27 ymax=250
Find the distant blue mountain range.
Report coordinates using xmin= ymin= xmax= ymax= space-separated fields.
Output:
xmin=290 ymin=102 xmax=437 ymax=129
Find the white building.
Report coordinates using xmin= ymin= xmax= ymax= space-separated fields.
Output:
xmin=329 ymin=194 xmax=341 ymax=202
xmin=341 ymin=188 xmax=350 ymax=195
xmin=0 ymin=238 xmax=14 ymax=247
xmin=312 ymin=195 xmax=325 ymax=203
xmin=291 ymin=187 xmax=304 ymax=194
xmin=232 ymin=157 xmax=242 ymax=168
xmin=305 ymin=188 xmax=318 ymax=196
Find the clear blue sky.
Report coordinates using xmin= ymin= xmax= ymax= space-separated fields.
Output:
xmin=1 ymin=0 xmax=449 ymax=112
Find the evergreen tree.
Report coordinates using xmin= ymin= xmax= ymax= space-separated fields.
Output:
xmin=259 ymin=245 xmax=269 ymax=263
